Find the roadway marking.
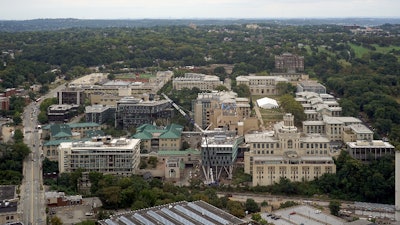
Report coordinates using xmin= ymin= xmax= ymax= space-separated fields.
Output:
xmin=31 ymin=156 xmax=34 ymax=224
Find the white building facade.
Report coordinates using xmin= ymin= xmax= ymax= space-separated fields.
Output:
xmin=244 ymin=114 xmax=336 ymax=186
xmin=58 ymin=137 xmax=141 ymax=175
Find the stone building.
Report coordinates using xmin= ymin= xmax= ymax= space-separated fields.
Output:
xmin=172 ymin=73 xmax=221 ymax=91
xmin=192 ymin=91 xmax=258 ymax=135
xmin=275 ymin=52 xmax=304 ymax=72
xmin=133 ymin=123 xmax=183 ymax=152
xmin=236 ymin=75 xmax=288 ymax=96
xmin=346 ymin=140 xmax=394 ymax=161
xmin=244 ymin=114 xmax=336 ymax=186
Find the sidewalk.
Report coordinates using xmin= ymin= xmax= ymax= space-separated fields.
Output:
xmin=253 ymin=105 xmax=265 ymax=131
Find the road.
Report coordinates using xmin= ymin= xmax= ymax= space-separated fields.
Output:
xmin=21 ymin=101 xmax=45 ymax=225
xmin=20 ymin=83 xmax=66 ymax=225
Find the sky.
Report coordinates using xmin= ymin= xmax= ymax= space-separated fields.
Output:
xmin=0 ymin=0 xmax=399 ymax=20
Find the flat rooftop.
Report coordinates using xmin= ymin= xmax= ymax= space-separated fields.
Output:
xmin=0 ymin=185 xmax=17 ymax=213
xmin=262 ymin=205 xmax=345 ymax=225
xmin=0 ymin=185 xmax=15 ymax=201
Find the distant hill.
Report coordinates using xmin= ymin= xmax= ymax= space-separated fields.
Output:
xmin=0 ymin=18 xmax=399 ymax=32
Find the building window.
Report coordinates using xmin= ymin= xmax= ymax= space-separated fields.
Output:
xmin=288 ymin=140 xmax=293 ymax=149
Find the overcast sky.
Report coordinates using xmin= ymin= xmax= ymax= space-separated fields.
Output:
xmin=0 ymin=0 xmax=399 ymax=20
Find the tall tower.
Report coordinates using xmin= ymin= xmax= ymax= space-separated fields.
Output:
xmin=281 ymin=113 xmax=297 ymax=133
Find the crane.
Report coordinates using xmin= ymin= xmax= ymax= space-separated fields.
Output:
xmin=162 ymin=93 xmax=218 ymax=185
xmin=161 ymin=93 xmax=206 ymax=133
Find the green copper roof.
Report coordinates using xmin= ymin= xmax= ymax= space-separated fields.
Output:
xmin=136 ymin=124 xmax=157 ymax=133
xmin=50 ymin=124 xmax=72 ymax=138
xmin=85 ymin=130 xmax=105 ymax=138
xmin=67 ymin=122 xmax=100 ymax=128
xmin=157 ymin=149 xmax=201 ymax=156
xmin=159 ymin=124 xmax=183 ymax=139
xmin=133 ymin=130 xmax=153 ymax=140
xmin=133 ymin=123 xmax=183 ymax=140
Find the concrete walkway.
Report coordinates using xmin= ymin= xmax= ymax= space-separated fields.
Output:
xmin=253 ymin=104 xmax=265 ymax=131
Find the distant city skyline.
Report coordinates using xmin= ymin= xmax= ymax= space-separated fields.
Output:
xmin=1 ymin=0 xmax=399 ymax=20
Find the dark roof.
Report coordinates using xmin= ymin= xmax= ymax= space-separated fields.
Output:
xmin=0 ymin=185 xmax=15 ymax=201
xmin=0 ymin=185 xmax=17 ymax=213
xmin=0 ymin=201 xmax=17 ymax=213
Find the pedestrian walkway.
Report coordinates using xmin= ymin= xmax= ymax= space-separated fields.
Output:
xmin=253 ymin=104 xmax=265 ymax=131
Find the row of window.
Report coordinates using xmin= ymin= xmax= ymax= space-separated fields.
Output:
xmin=160 ymin=143 xmax=178 ymax=147
xmin=256 ymin=175 xmax=315 ymax=180
xmin=255 ymin=166 xmax=333 ymax=173
xmin=252 ymin=142 xmax=328 ymax=149
xmin=5 ymin=215 xmax=14 ymax=220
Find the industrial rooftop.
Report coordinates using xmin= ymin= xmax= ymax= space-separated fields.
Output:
xmin=98 ymin=200 xmax=246 ymax=225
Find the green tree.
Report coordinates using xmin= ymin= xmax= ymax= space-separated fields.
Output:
xmin=214 ymin=66 xmax=227 ymax=81
xmin=245 ymin=198 xmax=260 ymax=213
xmin=227 ymin=200 xmax=245 ymax=218
xmin=148 ymin=156 xmax=158 ymax=168
xmin=75 ymin=221 xmax=95 ymax=225
xmin=261 ymin=200 xmax=268 ymax=207
xmin=107 ymin=74 xmax=116 ymax=80
xmin=214 ymin=66 xmax=226 ymax=75
xmin=9 ymin=96 xmax=26 ymax=113
xmin=12 ymin=112 xmax=22 ymax=125
xmin=39 ymin=84 xmax=50 ymax=94
xmin=42 ymin=157 xmax=59 ymax=174
xmin=181 ymin=141 xmax=190 ymax=150
xmin=329 ymin=200 xmax=341 ymax=216
xmin=69 ymin=168 xmax=83 ymax=192
xmin=139 ymin=159 xmax=148 ymax=169
xmin=215 ymin=85 xmax=229 ymax=91
xmin=37 ymin=111 xmax=48 ymax=124
xmin=99 ymin=186 xmax=122 ymax=209
xmin=279 ymin=201 xmax=299 ymax=209
xmin=279 ymin=94 xmax=306 ymax=125
xmin=13 ymin=129 xmax=24 ymax=143
xmin=251 ymin=213 xmax=262 ymax=222
xmin=276 ymin=82 xmax=296 ymax=96
xmin=50 ymin=216 xmax=63 ymax=225
xmin=232 ymin=84 xmax=251 ymax=97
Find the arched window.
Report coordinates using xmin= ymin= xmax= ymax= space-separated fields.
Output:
xmin=288 ymin=140 xmax=293 ymax=149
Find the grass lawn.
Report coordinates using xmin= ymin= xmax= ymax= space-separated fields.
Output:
xmin=259 ymin=108 xmax=284 ymax=128
xmin=349 ymin=43 xmax=370 ymax=58
xmin=252 ymin=95 xmax=284 ymax=126
xmin=373 ymin=44 xmax=400 ymax=53
xmin=349 ymin=43 xmax=400 ymax=58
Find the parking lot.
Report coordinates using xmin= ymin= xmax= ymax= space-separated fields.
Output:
xmin=49 ymin=197 xmax=101 ymax=224
xmin=262 ymin=205 xmax=345 ymax=225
